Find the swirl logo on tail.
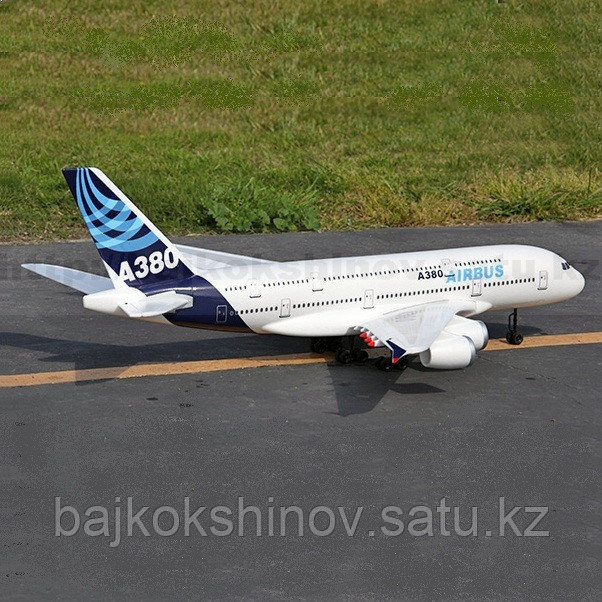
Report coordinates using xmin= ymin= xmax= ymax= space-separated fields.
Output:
xmin=63 ymin=167 xmax=193 ymax=288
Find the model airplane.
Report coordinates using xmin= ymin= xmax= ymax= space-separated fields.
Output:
xmin=23 ymin=168 xmax=585 ymax=371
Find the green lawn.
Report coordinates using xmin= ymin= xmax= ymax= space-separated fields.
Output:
xmin=0 ymin=0 xmax=600 ymax=240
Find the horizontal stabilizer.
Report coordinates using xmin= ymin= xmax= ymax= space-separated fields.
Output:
xmin=22 ymin=263 xmax=112 ymax=294
xmin=118 ymin=291 xmax=193 ymax=318
xmin=82 ymin=288 xmax=192 ymax=318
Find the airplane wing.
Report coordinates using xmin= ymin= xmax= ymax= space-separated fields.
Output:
xmin=174 ymin=244 xmax=278 ymax=271
xmin=356 ymin=299 xmax=473 ymax=362
xmin=22 ymin=264 xmax=112 ymax=294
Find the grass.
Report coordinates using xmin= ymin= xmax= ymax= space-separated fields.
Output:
xmin=0 ymin=0 xmax=600 ymax=241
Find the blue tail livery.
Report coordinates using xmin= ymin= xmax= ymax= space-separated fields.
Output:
xmin=62 ymin=167 xmax=194 ymax=288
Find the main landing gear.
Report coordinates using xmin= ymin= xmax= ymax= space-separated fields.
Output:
xmin=310 ymin=336 xmax=369 ymax=365
xmin=374 ymin=355 xmax=409 ymax=373
xmin=310 ymin=336 xmax=406 ymax=371
xmin=310 ymin=337 xmax=331 ymax=354
xmin=336 ymin=347 xmax=370 ymax=365
xmin=506 ymin=308 xmax=524 ymax=345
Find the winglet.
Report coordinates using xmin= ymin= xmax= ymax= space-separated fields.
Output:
xmin=386 ymin=339 xmax=407 ymax=364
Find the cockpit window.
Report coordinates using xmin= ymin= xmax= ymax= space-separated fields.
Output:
xmin=561 ymin=262 xmax=571 ymax=270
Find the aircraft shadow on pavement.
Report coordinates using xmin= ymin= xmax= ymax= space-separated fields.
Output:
xmin=326 ymin=359 xmax=445 ymax=417
xmin=325 ymin=315 xmax=543 ymax=417
xmin=0 ymin=331 xmax=305 ymax=371
xmin=2 ymin=331 xmax=443 ymax=417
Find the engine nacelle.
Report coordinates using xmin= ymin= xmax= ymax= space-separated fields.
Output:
xmin=419 ymin=333 xmax=476 ymax=370
xmin=444 ymin=316 xmax=489 ymax=350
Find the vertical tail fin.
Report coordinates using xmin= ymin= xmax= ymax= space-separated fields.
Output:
xmin=63 ymin=167 xmax=194 ymax=289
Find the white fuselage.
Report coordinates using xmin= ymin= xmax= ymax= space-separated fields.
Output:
xmin=200 ymin=244 xmax=584 ymax=336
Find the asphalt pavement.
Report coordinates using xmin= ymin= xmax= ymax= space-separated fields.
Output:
xmin=1 ymin=221 xmax=600 ymax=599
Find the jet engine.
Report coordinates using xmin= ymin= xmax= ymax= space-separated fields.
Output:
xmin=419 ymin=332 xmax=476 ymax=370
xmin=443 ymin=316 xmax=489 ymax=350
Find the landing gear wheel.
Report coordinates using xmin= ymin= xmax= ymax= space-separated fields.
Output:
xmin=327 ymin=337 xmax=343 ymax=352
xmin=375 ymin=356 xmax=393 ymax=372
xmin=394 ymin=357 xmax=410 ymax=371
xmin=351 ymin=349 xmax=369 ymax=364
xmin=310 ymin=338 xmax=328 ymax=354
xmin=335 ymin=349 xmax=353 ymax=365
xmin=506 ymin=308 xmax=524 ymax=345
xmin=506 ymin=332 xmax=523 ymax=345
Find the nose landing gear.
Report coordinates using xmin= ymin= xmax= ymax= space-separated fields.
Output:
xmin=506 ymin=308 xmax=524 ymax=345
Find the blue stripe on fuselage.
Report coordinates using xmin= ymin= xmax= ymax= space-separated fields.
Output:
xmin=139 ymin=275 xmax=251 ymax=332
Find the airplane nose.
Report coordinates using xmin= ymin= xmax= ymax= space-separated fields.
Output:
xmin=572 ymin=270 xmax=585 ymax=296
